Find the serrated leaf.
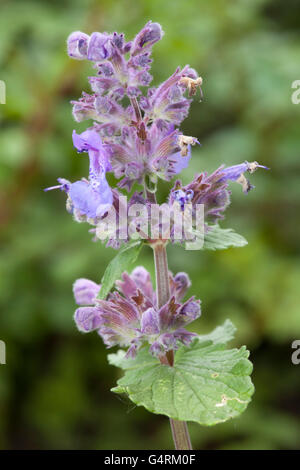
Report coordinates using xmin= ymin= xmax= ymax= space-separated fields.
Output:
xmin=98 ymin=241 xmax=143 ymax=300
xmin=198 ymin=319 xmax=237 ymax=344
xmin=108 ymin=321 xmax=254 ymax=426
xmin=203 ymin=225 xmax=248 ymax=251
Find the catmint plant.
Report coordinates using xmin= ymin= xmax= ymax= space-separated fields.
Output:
xmin=46 ymin=21 xmax=268 ymax=450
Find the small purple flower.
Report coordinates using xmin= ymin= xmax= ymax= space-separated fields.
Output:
xmin=72 ymin=129 xmax=111 ymax=174
xmin=170 ymin=272 xmax=191 ymax=301
xmin=141 ymin=308 xmax=160 ymax=335
xmin=218 ymin=161 xmax=269 ymax=193
xmin=73 ymin=267 xmax=200 ymax=358
xmin=87 ymin=32 xmax=111 ymax=61
xmin=67 ymin=31 xmax=89 ymax=60
xmin=172 ymin=189 xmax=194 ymax=211
xmin=73 ymin=278 xmax=101 ymax=305
xmin=131 ymin=21 xmax=164 ymax=55
xmin=169 ymin=167 xmax=231 ymax=226
xmin=140 ymin=66 xmax=193 ymax=126
xmin=74 ymin=306 xmax=103 ymax=332
xmin=45 ymin=129 xmax=113 ymax=219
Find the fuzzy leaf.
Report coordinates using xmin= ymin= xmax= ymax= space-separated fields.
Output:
xmin=203 ymin=225 xmax=248 ymax=250
xmin=108 ymin=321 xmax=254 ymax=426
xmin=98 ymin=241 xmax=143 ymax=300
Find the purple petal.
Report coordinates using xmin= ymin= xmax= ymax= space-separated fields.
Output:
xmin=73 ymin=278 xmax=100 ymax=305
xmin=87 ymin=32 xmax=111 ymax=61
xmin=171 ymin=272 xmax=191 ymax=301
xmin=72 ymin=129 xmax=111 ymax=176
xmin=218 ymin=161 xmax=269 ymax=193
xmin=174 ymin=329 xmax=197 ymax=346
xmin=158 ymin=333 xmax=176 ymax=349
xmin=72 ymin=129 xmax=103 ymax=153
xmin=141 ymin=308 xmax=159 ymax=335
xmin=131 ymin=21 xmax=163 ymax=55
xmin=150 ymin=341 xmax=163 ymax=357
xmin=69 ymin=177 xmax=112 ymax=219
xmin=176 ymin=298 xmax=201 ymax=327
xmin=74 ymin=306 xmax=103 ymax=332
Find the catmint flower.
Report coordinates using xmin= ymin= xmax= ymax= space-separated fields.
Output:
xmin=169 ymin=167 xmax=231 ymax=225
xmin=218 ymin=161 xmax=269 ymax=193
xmin=49 ymin=23 xmax=269 ymax=251
xmin=131 ymin=21 xmax=164 ymax=55
xmin=108 ymin=124 xmax=195 ymax=190
xmin=140 ymin=66 xmax=196 ymax=126
xmin=73 ymin=278 xmax=101 ymax=305
xmin=170 ymin=161 xmax=268 ymax=218
xmin=67 ymin=22 xmax=163 ymax=101
xmin=169 ymin=272 xmax=191 ymax=301
xmin=87 ymin=32 xmax=111 ymax=61
xmin=67 ymin=31 xmax=89 ymax=60
xmin=55 ymin=23 xmax=204 ymax=206
xmin=74 ymin=267 xmax=200 ymax=358
xmin=72 ymin=129 xmax=111 ymax=175
xmin=45 ymin=129 xmax=113 ymax=219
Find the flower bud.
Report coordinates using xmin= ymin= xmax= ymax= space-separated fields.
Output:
xmin=67 ymin=31 xmax=89 ymax=60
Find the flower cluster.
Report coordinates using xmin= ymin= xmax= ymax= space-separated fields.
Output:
xmin=170 ymin=161 xmax=269 ymax=220
xmin=73 ymin=267 xmax=200 ymax=358
xmin=46 ymin=21 xmax=268 ymax=249
xmin=45 ymin=22 xmax=204 ymax=227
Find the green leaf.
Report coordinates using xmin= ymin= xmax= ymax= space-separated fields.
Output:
xmin=198 ymin=319 xmax=236 ymax=344
xmin=98 ymin=241 xmax=143 ymax=300
xmin=108 ymin=321 xmax=254 ymax=426
xmin=203 ymin=225 xmax=248 ymax=251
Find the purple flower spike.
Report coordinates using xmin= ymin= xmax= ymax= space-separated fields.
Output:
xmin=67 ymin=31 xmax=90 ymax=60
xmin=73 ymin=278 xmax=101 ymax=305
xmin=62 ymin=24 xmax=207 ymax=199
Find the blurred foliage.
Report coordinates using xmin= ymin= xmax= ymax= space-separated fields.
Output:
xmin=0 ymin=0 xmax=300 ymax=450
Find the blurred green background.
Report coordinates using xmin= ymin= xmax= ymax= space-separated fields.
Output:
xmin=1 ymin=0 xmax=300 ymax=450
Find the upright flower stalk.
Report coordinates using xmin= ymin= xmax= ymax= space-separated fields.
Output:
xmin=152 ymin=241 xmax=192 ymax=450
xmin=46 ymin=21 xmax=267 ymax=450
